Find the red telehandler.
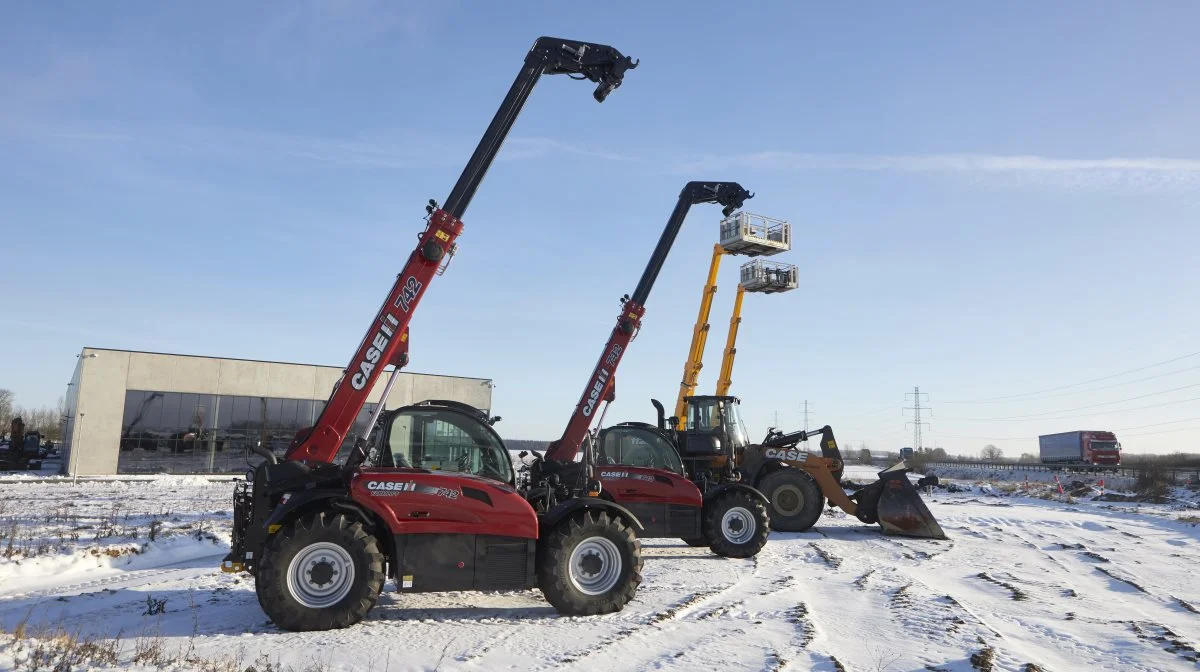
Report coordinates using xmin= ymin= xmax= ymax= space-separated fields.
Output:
xmin=519 ymin=182 xmax=772 ymax=559
xmin=222 ymin=37 xmax=642 ymax=632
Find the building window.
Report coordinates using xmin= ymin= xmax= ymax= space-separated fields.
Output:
xmin=115 ymin=390 xmax=367 ymax=474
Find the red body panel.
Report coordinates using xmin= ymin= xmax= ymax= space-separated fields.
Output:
xmin=349 ymin=468 xmax=538 ymax=539
xmin=287 ymin=210 xmax=464 ymax=464
xmin=545 ymin=301 xmax=647 ymax=462
xmin=596 ymin=466 xmax=703 ymax=507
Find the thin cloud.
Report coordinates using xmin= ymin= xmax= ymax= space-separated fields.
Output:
xmin=5 ymin=121 xmax=636 ymax=170
xmin=676 ymin=151 xmax=1200 ymax=192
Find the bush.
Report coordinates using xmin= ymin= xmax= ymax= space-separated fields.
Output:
xmin=1134 ymin=460 xmax=1171 ymax=501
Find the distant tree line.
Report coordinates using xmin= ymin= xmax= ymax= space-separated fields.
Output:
xmin=0 ymin=388 xmax=65 ymax=443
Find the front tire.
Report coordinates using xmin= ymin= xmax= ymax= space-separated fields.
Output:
xmin=704 ymin=491 xmax=770 ymax=558
xmin=759 ymin=468 xmax=824 ymax=532
xmin=538 ymin=510 xmax=642 ymax=616
xmin=256 ymin=512 xmax=385 ymax=631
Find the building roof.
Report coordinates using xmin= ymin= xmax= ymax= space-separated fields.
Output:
xmin=80 ymin=347 xmax=492 ymax=383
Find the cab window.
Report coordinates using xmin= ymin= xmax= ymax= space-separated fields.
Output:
xmin=383 ymin=409 xmax=513 ymax=484
xmin=687 ymin=398 xmax=724 ymax=433
xmin=599 ymin=427 xmax=684 ymax=475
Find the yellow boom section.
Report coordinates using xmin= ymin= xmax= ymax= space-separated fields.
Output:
xmin=674 ymin=243 xmax=725 ymax=429
xmin=715 ymin=283 xmax=745 ymax=396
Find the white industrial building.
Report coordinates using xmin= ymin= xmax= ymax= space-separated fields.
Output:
xmin=60 ymin=347 xmax=493 ymax=476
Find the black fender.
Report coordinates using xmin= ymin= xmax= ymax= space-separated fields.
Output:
xmin=262 ymin=489 xmax=378 ymax=535
xmin=539 ymin=496 xmax=645 ymax=536
xmin=703 ymin=482 xmax=770 ymax=508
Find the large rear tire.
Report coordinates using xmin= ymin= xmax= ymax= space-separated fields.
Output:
xmin=704 ymin=491 xmax=770 ymax=558
xmin=538 ymin=510 xmax=642 ymax=616
xmin=759 ymin=468 xmax=824 ymax=532
xmin=256 ymin=511 xmax=385 ymax=632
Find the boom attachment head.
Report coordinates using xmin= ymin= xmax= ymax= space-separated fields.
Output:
xmin=532 ymin=37 xmax=640 ymax=102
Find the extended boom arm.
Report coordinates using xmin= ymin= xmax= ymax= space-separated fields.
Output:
xmin=673 ymin=244 xmax=725 ymax=429
xmin=287 ymin=37 xmax=637 ymax=464
xmin=713 ymin=284 xmax=745 ymax=396
xmin=544 ymin=181 xmax=753 ymax=463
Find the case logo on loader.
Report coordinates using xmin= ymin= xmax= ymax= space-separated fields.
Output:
xmin=765 ymin=448 xmax=805 ymax=461
xmin=352 ymin=314 xmax=400 ymax=390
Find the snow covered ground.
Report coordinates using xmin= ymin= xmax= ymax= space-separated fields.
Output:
xmin=1 ymin=473 xmax=1198 ymax=671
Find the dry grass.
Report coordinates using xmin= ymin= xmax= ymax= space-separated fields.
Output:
xmin=2 ymin=613 xmax=331 ymax=672
xmin=1178 ymin=515 xmax=1200 ymax=525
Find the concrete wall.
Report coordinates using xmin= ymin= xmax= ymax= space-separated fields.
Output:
xmin=65 ymin=347 xmax=492 ymax=475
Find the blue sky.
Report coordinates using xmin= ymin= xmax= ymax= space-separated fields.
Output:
xmin=3 ymin=1 xmax=1199 ymax=457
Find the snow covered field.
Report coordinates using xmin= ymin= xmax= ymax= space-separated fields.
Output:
xmin=1 ymin=472 xmax=1197 ymax=671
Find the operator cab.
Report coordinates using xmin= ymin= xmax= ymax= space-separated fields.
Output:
xmin=375 ymin=401 xmax=514 ymax=486
xmin=597 ymin=423 xmax=684 ymax=475
xmin=681 ymin=395 xmax=751 ymax=457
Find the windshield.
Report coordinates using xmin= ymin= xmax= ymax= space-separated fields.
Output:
xmin=384 ymin=408 xmax=513 ymax=484
xmin=599 ymin=426 xmax=684 ymax=475
xmin=1091 ymin=440 xmax=1119 ymax=452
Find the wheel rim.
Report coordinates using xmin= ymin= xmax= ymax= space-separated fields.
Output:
xmin=772 ymin=484 xmax=805 ymax=516
xmin=721 ymin=506 xmax=756 ymax=545
xmin=568 ymin=537 xmax=623 ymax=596
xmin=286 ymin=541 xmax=356 ymax=609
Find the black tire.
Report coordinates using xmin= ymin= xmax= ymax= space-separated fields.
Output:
xmin=538 ymin=510 xmax=642 ymax=616
xmin=704 ymin=490 xmax=770 ymax=558
xmin=255 ymin=511 xmax=385 ymax=632
xmin=681 ymin=537 xmax=708 ymax=547
xmin=758 ymin=468 xmax=824 ymax=533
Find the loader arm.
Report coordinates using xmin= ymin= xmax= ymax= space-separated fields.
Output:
xmin=672 ymin=244 xmax=725 ymax=430
xmin=544 ymin=181 xmax=754 ymax=464
xmin=287 ymin=37 xmax=638 ymax=464
xmin=713 ymin=283 xmax=745 ymax=397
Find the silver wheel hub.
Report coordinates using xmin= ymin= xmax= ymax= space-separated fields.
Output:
xmin=286 ymin=542 xmax=355 ymax=609
xmin=568 ymin=537 xmax=623 ymax=596
xmin=721 ymin=506 xmax=756 ymax=545
xmin=772 ymin=484 xmax=805 ymax=516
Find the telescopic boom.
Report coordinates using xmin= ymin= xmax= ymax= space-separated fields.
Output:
xmin=544 ymin=181 xmax=752 ymax=463
xmin=287 ymin=38 xmax=638 ymax=464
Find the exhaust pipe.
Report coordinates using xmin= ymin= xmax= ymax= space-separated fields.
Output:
xmin=252 ymin=440 xmax=278 ymax=465
xmin=650 ymin=399 xmax=666 ymax=431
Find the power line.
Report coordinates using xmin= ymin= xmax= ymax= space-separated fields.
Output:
xmin=937 ymin=414 xmax=1200 ymax=441
xmin=950 ymin=394 xmax=1200 ymax=423
xmin=1123 ymin=425 xmax=1200 ymax=437
xmin=943 ymin=364 xmax=1200 ymax=404
xmin=942 ymin=350 xmax=1200 ymax=404
xmin=940 ymin=383 xmax=1200 ymax=421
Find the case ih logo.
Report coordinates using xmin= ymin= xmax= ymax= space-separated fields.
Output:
xmin=599 ymin=470 xmax=655 ymax=482
xmin=366 ymin=481 xmax=417 ymax=493
xmin=764 ymin=448 xmax=805 ymax=461
xmin=366 ymin=480 xmax=460 ymax=500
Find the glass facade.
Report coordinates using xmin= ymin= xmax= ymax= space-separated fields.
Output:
xmin=117 ymin=389 xmax=376 ymax=474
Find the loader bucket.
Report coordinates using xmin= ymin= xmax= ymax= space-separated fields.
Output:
xmin=873 ymin=463 xmax=947 ymax=540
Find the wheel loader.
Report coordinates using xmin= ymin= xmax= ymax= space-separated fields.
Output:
xmin=601 ymin=398 xmax=946 ymax=539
